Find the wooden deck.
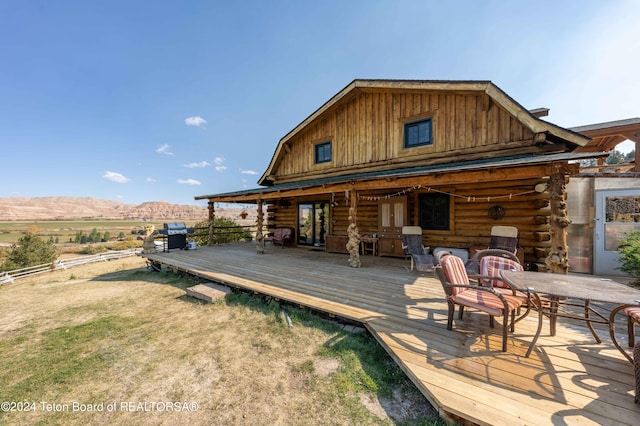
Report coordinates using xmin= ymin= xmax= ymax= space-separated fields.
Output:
xmin=142 ymin=243 xmax=640 ymax=425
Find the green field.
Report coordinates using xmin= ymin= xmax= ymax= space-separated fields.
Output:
xmin=0 ymin=220 xmax=202 ymax=245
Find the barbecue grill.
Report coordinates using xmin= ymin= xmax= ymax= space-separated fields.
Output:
xmin=159 ymin=222 xmax=189 ymax=251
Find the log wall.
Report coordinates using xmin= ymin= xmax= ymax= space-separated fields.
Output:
xmin=266 ymin=176 xmax=552 ymax=268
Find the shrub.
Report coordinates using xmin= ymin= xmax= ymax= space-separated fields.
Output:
xmin=0 ymin=234 xmax=58 ymax=271
xmin=193 ymin=218 xmax=247 ymax=246
xmin=617 ymin=229 xmax=640 ymax=287
xmin=79 ymin=245 xmax=108 ymax=255
xmin=109 ymin=240 xmax=143 ymax=250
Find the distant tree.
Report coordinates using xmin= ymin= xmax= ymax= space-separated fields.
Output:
xmin=624 ymin=150 xmax=635 ymax=162
xmin=89 ymin=228 xmax=99 ymax=243
xmin=118 ymin=232 xmax=125 ymax=239
xmin=103 ymin=231 xmax=111 ymax=242
xmin=27 ymin=224 xmax=38 ymax=235
xmin=74 ymin=231 xmax=85 ymax=243
xmin=578 ymin=158 xmax=597 ymax=168
xmin=1 ymin=234 xmax=57 ymax=271
xmin=606 ymin=149 xmax=624 ymax=165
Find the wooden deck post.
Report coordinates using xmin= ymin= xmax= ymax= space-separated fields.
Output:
xmin=207 ymin=200 xmax=215 ymax=247
xmin=346 ymin=190 xmax=361 ymax=268
xmin=256 ymin=199 xmax=264 ymax=254
xmin=545 ymin=173 xmax=570 ymax=274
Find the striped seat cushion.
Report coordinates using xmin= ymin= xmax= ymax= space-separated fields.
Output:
xmin=441 ymin=254 xmax=469 ymax=295
xmin=450 ymin=289 xmax=522 ymax=317
xmin=625 ymin=306 xmax=640 ymax=322
xmin=480 ymin=256 xmax=523 ymax=288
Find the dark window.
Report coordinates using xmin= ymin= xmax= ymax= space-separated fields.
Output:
xmin=419 ymin=193 xmax=450 ymax=230
xmin=404 ymin=118 xmax=432 ymax=148
xmin=314 ymin=141 xmax=332 ymax=164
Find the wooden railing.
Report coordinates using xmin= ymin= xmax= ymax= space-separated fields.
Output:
xmin=189 ymin=225 xmax=261 ymax=245
xmin=0 ymin=248 xmax=141 ymax=285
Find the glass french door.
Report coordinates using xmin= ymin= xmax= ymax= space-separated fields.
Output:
xmin=297 ymin=202 xmax=329 ymax=246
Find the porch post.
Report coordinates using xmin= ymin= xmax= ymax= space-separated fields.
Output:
xmin=207 ymin=200 xmax=215 ymax=247
xmin=256 ymin=199 xmax=265 ymax=254
xmin=346 ymin=190 xmax=361 ymax=268
xmin=545 ymin=173 xmax=570 ymax=274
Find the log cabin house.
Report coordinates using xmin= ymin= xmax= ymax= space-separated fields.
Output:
xmin=195 ymin=79 xmax=605 ymax=272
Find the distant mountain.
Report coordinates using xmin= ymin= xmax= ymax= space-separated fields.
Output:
xmin=0 ymin=197 xmax=210 ymax=221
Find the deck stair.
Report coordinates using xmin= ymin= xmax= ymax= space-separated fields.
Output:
xmin=185 ymin=283 xmax=232 ymax=303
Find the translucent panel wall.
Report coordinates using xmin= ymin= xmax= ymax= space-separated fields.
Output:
xmin=566 ymin=178 xmax=594 ymax=273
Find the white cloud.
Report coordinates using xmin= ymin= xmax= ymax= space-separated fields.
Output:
xmin=184 ymin=161 xmax=211 ymax=168
xmin=103 ymin=171 xmax=130 ymax=184
xmin=185 ymin=116 xmax=207 ymax=127
xmin=212 ymin=157 xmax=227 ymax=171
xmin=156 ymin=144 xmax=174 ymax=156
xmin=146 ymin=177 xmax=156 ymax=182
xmin=177 ymin=179 xmax=202 ymax=185
xmin=240 ymin=169 xmax=258 ymax=175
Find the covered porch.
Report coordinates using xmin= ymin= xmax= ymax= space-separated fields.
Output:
xmin=142 ymin=243 xmax=640 ymax=425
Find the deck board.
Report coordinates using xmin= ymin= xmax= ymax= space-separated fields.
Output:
xmin=142 ymin=244 xmax=640 ymax=425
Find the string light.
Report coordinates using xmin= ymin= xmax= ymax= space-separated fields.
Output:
xmin=357 ymin=184 xmax=536 ymax=202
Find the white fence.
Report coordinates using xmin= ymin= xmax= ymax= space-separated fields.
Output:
xmin=0 ymin=248 xmax=141 ymax=285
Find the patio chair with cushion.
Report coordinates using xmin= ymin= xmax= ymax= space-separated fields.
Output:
xmin=476 ymin=249 xmax=547 ymax=327
xmin=609 ymin=304 xmax=640 ymax=404
xmin=489 ymin=225 xmax=519 ymax=253
xmin=609 ymin=304 xmax=640 ymax=364
xmin=476 ymin=249 xmax=526 ymax=300
xmin=465 ymin=226 xmax=519 ymax=274
xmin=401 ymin=226 xmax=434 ymax=271
xmin=435 ymin=253 xmax=527 ymax=352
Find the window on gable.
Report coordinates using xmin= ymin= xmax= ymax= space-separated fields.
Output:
xmin=404 ymin=118 xmax=433 ymax=148
xmin=419 ymin=193 xmax=450 ymax=231
xmin=314 ymin=141 xmax=332 ymax=164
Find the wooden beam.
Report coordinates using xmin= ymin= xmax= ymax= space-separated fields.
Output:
xmin=207 ymin=201 xmax=216 ymax=246
xmin=203 ymin=162 xmax=575 ymax=203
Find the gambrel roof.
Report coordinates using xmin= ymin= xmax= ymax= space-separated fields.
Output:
xmin=258 ymin=79 xmax=591 ymax=185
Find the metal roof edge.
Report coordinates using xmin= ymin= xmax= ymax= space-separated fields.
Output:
xmin=197 ymin=151 xmax=607 ymax=201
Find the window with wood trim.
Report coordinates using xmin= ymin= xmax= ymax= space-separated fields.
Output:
xmin=404 ymin=118 xmax=433 ymax=148
xmin=314 ymin=141 xmax=332 ymax=164
xmin=419 ymin=193 xmax=450 ymax=231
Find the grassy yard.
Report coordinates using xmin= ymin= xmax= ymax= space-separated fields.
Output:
xmin=0 ymin=257 xmax=443 ymax=425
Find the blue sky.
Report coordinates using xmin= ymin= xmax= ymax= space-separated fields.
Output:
xmin=1 ymin=0 xmax=638 ymax=206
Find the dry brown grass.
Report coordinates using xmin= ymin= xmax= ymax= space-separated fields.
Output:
xmin=0 ymin=257 xmax=440 ymax=426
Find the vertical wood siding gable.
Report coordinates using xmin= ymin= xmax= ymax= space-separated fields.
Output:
xmin=271 ymin=91 xmax=534 ymax=179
